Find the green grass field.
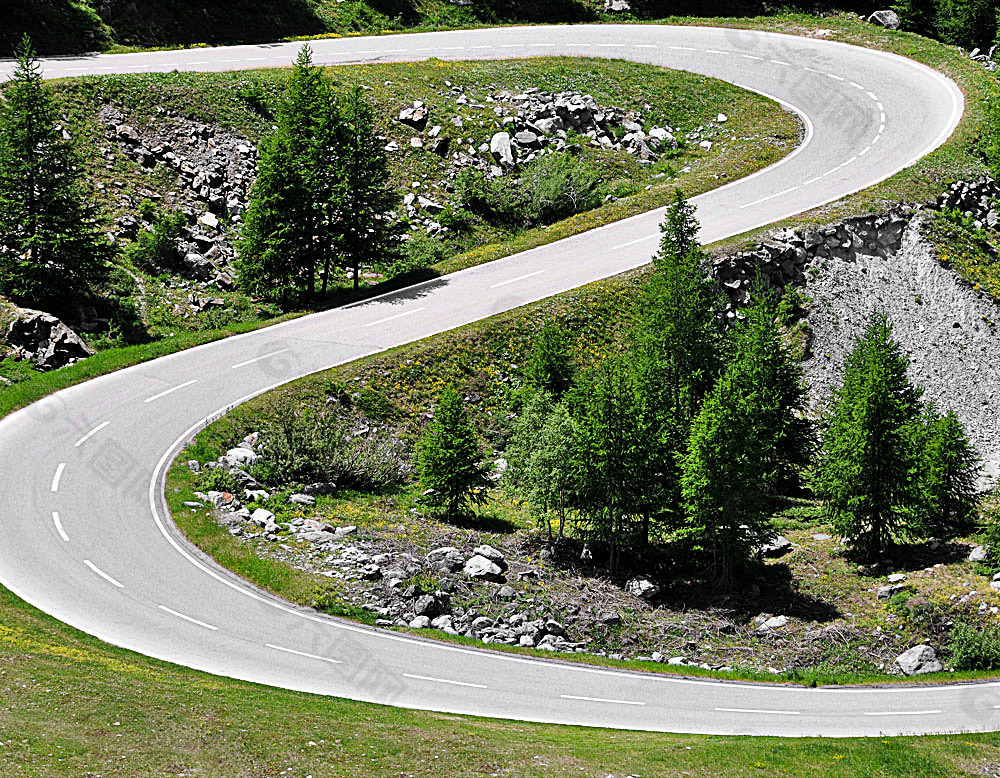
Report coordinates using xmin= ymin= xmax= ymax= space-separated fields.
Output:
xmin=4 ymin=585 xmax=1000 ymax=777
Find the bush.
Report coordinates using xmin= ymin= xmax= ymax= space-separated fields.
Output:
xmin=0 ymin=356 xmax=37 ymax=385
xmin=455 ymin=167 xmax=528 ymax=226
xmin=456 ymin=152 xmax=601 ymax=228
xmin=199 ymin=467 xmax=241 ymax=495
xmin=948 ymin=622 xmax=1000 ymax=671
xmin=125 ymin=207 xmax=185 ymax=272
xmin=523 ymin=152 xmax=600 ymax=224
xmin=391 ymin=232 xmax=450 ymax=276
xmin=979 ymin=494 xmax=1000 ymax=573
xmin=250 ymin=397 xmax=408 ymax=490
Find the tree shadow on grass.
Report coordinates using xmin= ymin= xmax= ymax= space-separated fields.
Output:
xmin=845 ymin=539 xmax=973 ymax=575
xmin=435 ymin=510 xmax=520 ymax=534
xmin=524 ymin=535 xmax=841 ymax=624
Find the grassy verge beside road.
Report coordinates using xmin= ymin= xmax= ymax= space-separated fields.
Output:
xmin=4 ymin=584 xmax=1000 ymax=776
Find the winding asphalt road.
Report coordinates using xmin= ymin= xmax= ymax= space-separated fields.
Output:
xmin=0 ymin=26 xmax=986 ymax=736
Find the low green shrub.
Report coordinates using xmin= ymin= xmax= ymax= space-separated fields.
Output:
xmin=393 ymin=232 xmax=450 ymax=276
xmin=249 ymin=396 xmax=409 ymax=489
xmin=125 ymin=206 xmax=186 ymax=273
xmin=199 ymin=467 xmax=241 ymax=495
xmin=948 ymin=621 xmax=1000 ymax=670
xmin=456 ymin=152 xmax=600 ymax=228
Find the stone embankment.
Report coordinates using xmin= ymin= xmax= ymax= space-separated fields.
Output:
xmin=711 ymin=176 xmax=1000 ymax=484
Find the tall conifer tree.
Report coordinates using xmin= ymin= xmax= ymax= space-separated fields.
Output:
xmin=0 ymin=36 xmax=107 ymax=308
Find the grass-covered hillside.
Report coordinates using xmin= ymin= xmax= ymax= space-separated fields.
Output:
xmin=0 ymin=57 xmax=794 ymax=360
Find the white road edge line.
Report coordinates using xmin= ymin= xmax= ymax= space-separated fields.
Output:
xmin=73 ymin=420 xmax=110 ymax=447
xmin=403 ymin=673 xmax=488 ymax=689
xmin=144 ymin=379 xmax=198 ymax=404
xmin=490 ymin=269 xmax=547 ymax=288
xmin=864 ymin=709 xmax=943 ymax=716
xmin=716 ymin=707 xmax=801 ymax=715
xmin=52 ymin=512 xmax=69 ymax=542
xmin=51 ymin=462 xmax=66 ymax=493
xmin=562 ymin=694 xmax=646 ymax=706
xmin=231 ymin=348 xmax=291 ymax=369
xmin=266 ymin=643 xmax=343 ymax=664
xmin=362 ymin=307 xmax=426 ymax=328
xmin=158 ymin=605 xmax=219 ymax=630
xmin=83 ymin=559 xmax=125 ymax=588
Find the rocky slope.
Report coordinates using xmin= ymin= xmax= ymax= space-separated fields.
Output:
xmin=801 ymin=215 xmax=1000 ymax=484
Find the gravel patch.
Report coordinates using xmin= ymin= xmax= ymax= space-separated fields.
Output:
xmin=802 ymin=214 xmax=1000 ymax=485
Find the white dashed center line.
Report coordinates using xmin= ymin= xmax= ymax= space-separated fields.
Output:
xmin=73 ymin=420 xmax=110 ymax=447
xmin=864 ymin=710 xmax=943 ymax=716
xmin=144 ymin=379 xmax=198 ymax=404
xmin=52 ymin=511 xmax=69 ymax=542
xmin=490 ymin=269 xmax=547 ymax=288
xmin=158 ymin=605 xmax=219 ymax=630
xmin=362 ymin=307 xmax=426 ymax=328
xmin=84 ymin=559 xmax=125 ymax=588
xmin=611 ymin=234 xmax=658 ymax=251
xmin=403 ymin=673 xmax=488 ymax=689
xmin=716 ymin=707 xmax=801 ymax=715
xmin=51 ymin=463 xmax=66 ymax=493
xmin=561 ymin=694 xmax=646 ymax=706
xmin=266 ymin=643 xmax=343 ymax=664
xmin=231 ymin=348 xmax=290 ymax=369
xmin=740 ymin=185 xmax=798 ymax=209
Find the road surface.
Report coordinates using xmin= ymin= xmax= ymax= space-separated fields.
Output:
xmin=1 ymin=25 xmax=987 ymax=736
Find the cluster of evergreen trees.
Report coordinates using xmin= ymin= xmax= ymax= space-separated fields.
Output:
xmin=0 ymin=37 xmax=109 ymax=312
xmin=236 ymin=46 xmax=400 ymax=303
xmin=418 ymin=193 xmax=983 ymax=588
xmin=893 ymin=0 xmax=999 ymax=50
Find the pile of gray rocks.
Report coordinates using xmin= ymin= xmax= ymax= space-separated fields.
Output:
xmin=100 ymin=106 xmax=255 ymax=286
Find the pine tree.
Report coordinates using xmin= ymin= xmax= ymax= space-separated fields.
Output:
xmin=0 ymin=36 xmax=108 ymax=309
xmin=335 ymin=84 xmax=401 ymax=291
xmin=654 ymin=189 xmax=701 ymax=269
xmin=417 ymin=386 xmax=491 ymax=517
xmin=631 ymin=191 xmax=725 ymax=531
xmin=522 ymin=402 xmax=579 ymax=542
xmin=917 ymin=406 xmax=980 ymax=539
xmin=524 ymin=322 xmax=574 ymax=398
xmin=812 ymin=313 xmax=923 ymax=561
xmin=505 ymin=387 xmax=555 ymax=487
xmin=237 ymin=45 xmax=342 ymax=302
xmin=570 ymin=357 xmax=650 ymax=573
xmin=680 ymin=289 xmax=807 ymax=588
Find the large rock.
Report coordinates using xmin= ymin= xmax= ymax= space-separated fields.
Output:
xmin=758 ymin=535 xmax=793 ymax=558
xmin=6 ymin=308 xmax=94 ymax=370
xmin=970 ymin=545 xmax=990 ymax=562
xmin=463 ymin=554 xmax=505 ymax=582
xmin=490 ymin=132 xmax=515 ymax=166
xmin=182 ymin=252 xmax=215 ymax=279
xmin=868 ymin=9 xmax=900 ymax=29
xmin=223 ymin=447 xmax=258 ymax=467
xmin=472 ymin=544 xmax=508 ymax=572
xmin=896 ymin=644 xmax=943 ymax=675
xmin=877 ymin=583 xmax=907 ymax=600
xmin=625 ymin=577 xmax=660 ymax=601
